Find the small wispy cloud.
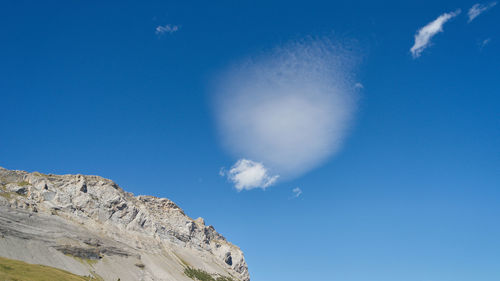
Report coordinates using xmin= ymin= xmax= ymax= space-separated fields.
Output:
xmin=468 ymin=2 xmax=497 ymax=22
xmin=479 ymin=38 xmax=492 ymax=49
xmin=222 ymin=159 xmax=279 ymax=191
xmin=410 ymin=10 xmax=461 ymax=58
xmin=155 ymin=24 xmax=180 ymax=35
xmin=292 ymin=187 xmax=303 ymax=198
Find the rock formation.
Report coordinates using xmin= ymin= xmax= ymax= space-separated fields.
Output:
xmin=0 ymin=166 xmax=249 ymax=281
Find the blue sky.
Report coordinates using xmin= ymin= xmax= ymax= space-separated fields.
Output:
xmin=1 ymin=1 xmax=499 ymax=280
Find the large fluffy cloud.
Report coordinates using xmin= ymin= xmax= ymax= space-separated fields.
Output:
xmin=214 ymin=38 xmax=358 ymax=188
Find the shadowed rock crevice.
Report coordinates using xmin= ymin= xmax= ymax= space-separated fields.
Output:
xmin=54 ymin=245 xmax=135 ymax=259
xmin=55 ymin=246 xmax=101 ymax=260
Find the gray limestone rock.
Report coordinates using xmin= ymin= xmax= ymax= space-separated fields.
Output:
xmin=0 ymin=166 xmax=249 ymax=281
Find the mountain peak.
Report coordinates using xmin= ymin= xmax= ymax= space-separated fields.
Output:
xmin=0 ymin=166 xmax=249 ymax=281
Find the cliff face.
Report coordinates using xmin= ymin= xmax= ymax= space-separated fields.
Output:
xmin=0 ymin=167 xmax=249 ymax=281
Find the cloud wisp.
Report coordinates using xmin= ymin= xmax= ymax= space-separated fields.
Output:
xmin=215 ymin=37 xmax=358 ymax=189
xmin=468 ymin=2 xmax=497 ymax=22
xmin=222 ymin=159 xmax=279 ymax=191
xmin=410 ymin=10 xmax=461 ymax=58
xmin=292 ymin=187 xmax=303 ymax=198
xmin=479 ymin=38 xmax=492 ymax=49
xmin=155 ymin=24 xmax=180 ymax=35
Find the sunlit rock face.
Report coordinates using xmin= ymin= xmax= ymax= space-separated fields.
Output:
xmin=0 ymin=166 xmax=249 ymax=281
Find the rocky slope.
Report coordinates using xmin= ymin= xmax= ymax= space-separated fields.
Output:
xmin=0 ymin=167 xmax=249 ymax=281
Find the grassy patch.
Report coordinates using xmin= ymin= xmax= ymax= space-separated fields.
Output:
xmin=32 ymin=172 xmax=48 ymax=177
xmin=0 ymin=192 xmax=13 ymax=200
xmin=0 ymin=256 xmax=99 ymax=281
xmin=173 ymin=252 xmax=191 ymax=268
xmin=184 ymin=267 xmax=213 ymax=281
xmin=0 ymin=185 xmax=27 ymax=200
xmin=71 ymin=256 xmax=98 ymax=267
xmin=184 ymin=267 xmax=234 ymax=281
xmin=178 ymin=257 xmax=191 ymax=268
xmin=16 ymin=181 xmax=30 ymax=187
xmin=214 ymin=276 xmax=234 ymax=281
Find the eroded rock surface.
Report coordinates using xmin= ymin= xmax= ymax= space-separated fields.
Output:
xmin=0 ymin=167 xmax=249 ymax=281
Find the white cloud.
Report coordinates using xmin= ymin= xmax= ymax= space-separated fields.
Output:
xmin=218 ymin=167 xmax=226 ymax=177
xmin=214 ymin=38 xmax=358 ymax=182
xmin=479 ymin=38 xmax=492 ymax=50
xmin=468 ymin=2 xmax=497 ymax=22
xmin=292 ymin=187 xmax=303 ymax=198
xmin=155 ymin=24 xmax=180 ymax=35
xmin=481 ymin=38 xmax=492 ymax=45
xmin=410 ymin=10 xmax=461 ymax=58
xmin=225 ymin=159 xmax=279 ymax=191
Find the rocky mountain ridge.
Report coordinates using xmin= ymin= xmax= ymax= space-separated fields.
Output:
xmin=0 ymin=166 xmax=249 ymax=281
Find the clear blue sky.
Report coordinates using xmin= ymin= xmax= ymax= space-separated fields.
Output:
xmin=1 ymin=1 xmax=499 ymax=280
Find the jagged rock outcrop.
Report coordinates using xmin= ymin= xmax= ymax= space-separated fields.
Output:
xmin=0 ymin=166 xmax=249 ymax=281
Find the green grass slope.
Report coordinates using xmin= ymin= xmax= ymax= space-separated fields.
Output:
xmin=0 ymin=256 xmax=99 ymax=281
